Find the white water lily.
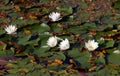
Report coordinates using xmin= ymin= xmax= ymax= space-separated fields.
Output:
xmin=59 ymin=38 xmax=70 ymax=50
xmin=85 ymin=40 xmax=98 ymax=51
xmin=49 ymin=12 xmax=61 ymax=21
xmin=47 ymin=36 xmax=57 ymax=47
xmin=113 ymin=50 xmax=120 ymax=54
xmin=5 ymin=25 xmax=17 ymax=34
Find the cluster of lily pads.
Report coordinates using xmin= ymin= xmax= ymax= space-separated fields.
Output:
xmin=4 ymin=12 xmax=101 ymax=53
xmin=1 ymin=0 xmax=120 ymax=76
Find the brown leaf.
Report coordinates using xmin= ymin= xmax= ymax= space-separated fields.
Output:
xmin=0 ymin=60 xmax=7 ymax=66
xmin=88 ymin=66 xmax=96 ymax=72
xmin=67 ymin=64 xmax=74 ymax=69
xmin=54 ymin=59 xmax=63 ymax=64
xmin=14 ymin=5 xmax=21 ymax=11
xmin=0 ymin=41 xmax=5 ymax=45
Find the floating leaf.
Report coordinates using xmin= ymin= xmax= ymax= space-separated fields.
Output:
xmin=4 ymin=0 xmax=10 ymax=5
xmin=83 ymin=22 xmax=97 ymax=31
xmin=8 ymin=12 xmax=20 ymax=18
xmin=79 ymin=1 xmax=88 ymax=9
xmin=50 ymin=52 xmax=66 ymax=60
xmin=31 ymin=23 xmax=50 ymax=33
xmin=39 ymin=0 xmax=49 ymax=4
xmin=0 ymin=48 xmax=14 ymax=57
xmin=33 ymin=47 xmax=50 ymax=57
xmin=95 ymin=56 xmax=105 ymax=64
xmin=108 ymin=53 xmax=120 ymax=65
xmin=57 ymin=6 xmax=73 ymax=14
xmin=18 ymin=35 xmax=31 ymax=45
xmin=68 ymin=48 xmax=81 ymax=58
xmin=27 ymin=19 xmax=39 ymax=25
xmin=114 ymin=1 xmax=120 ymax=8
xmin=75 ymin=51 xmax=91 ymax=68
xmin=0 ymin=5 xmax=14 ymax=10
xmin=105 ymin=40 xmax=114 ymax=48
xmin=0 ymin=29 xmax=5 ymax=35
xmin=50 ymin=23 xmax=63 ymax=33
xmin=13 ymin=19 xmax=24 ymax=26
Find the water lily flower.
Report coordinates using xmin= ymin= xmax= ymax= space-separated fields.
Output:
xmin=49 ymin=12 xmax=62 ymax=22
xmin=5 ymin=25 xmax=17 ymax=34
xmin=85 ymin=40 xmax=98 ymax=51
xmin=59 ymin=38 xmax=70 ymax=50
xmin=113 ymin=50 xmax=120 ymax=54
xmin=47 ymin=36 xmax=58 ymax=47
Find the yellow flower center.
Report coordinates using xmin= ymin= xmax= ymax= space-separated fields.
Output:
xmin=89 ymin=45 xmax=94 ymax=49
xmin=9 ymin=28 xmax=12 ymax=31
